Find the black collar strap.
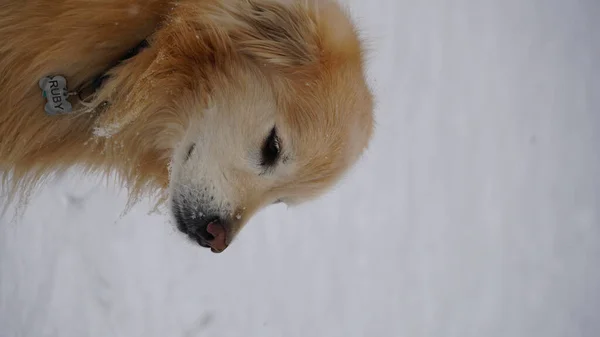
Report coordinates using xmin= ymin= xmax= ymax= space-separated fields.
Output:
xmin=83 ymin=39 xmax=150 ymax=97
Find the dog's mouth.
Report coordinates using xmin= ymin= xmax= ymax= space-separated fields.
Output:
xmin=173 ymin=207 xmax=229 ymax=253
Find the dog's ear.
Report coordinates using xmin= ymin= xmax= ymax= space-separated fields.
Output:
xmin=229 ymin=0 xmax=364 ymax=72
xmin=229 ymin=0 xmax=321 ymax=69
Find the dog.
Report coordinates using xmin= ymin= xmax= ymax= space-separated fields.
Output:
xmin=0 ymin=0 xmax=374 ymax=253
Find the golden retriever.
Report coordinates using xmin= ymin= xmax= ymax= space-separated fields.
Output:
xmin=0 ymin=0 xmax=374 ymax=253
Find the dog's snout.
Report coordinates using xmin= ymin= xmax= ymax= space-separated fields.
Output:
xmin=174 ymin=205 xmax=229 ymax=253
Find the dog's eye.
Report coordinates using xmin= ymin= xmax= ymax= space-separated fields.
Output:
xmin=261 ymin=127 xmax=281 ymax=167
xmin=185 ymin=144 xmax=196 ymax=161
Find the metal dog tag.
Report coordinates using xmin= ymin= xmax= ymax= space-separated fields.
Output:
xmin=39 ymin=75 xmax=73 ymax=115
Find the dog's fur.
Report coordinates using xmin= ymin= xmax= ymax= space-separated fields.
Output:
xmin=0 ymin=0 xmax=374 ymax=251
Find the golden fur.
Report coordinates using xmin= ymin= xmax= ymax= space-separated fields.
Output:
xmin=0 ymin=0 xmax=374 ymax=251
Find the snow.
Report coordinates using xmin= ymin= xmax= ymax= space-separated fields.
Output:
xmin=93 ymin=123 xmax=122 ymax=138
xmin=1 ymin=0 xmax=599 ymax=336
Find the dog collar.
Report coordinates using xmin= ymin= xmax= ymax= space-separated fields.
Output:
xmin=39 ymin=39 xmax=149 ymax=116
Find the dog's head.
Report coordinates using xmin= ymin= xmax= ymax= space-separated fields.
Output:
xmin=105 ymin=0 xmax=374 ymax=252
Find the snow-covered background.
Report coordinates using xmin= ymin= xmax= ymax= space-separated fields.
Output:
xmin=1 ymin=0 xmax=599 ymax=336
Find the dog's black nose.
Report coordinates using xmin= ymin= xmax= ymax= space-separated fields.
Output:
xmin=173 ymin=207 xmax=228 ymax=253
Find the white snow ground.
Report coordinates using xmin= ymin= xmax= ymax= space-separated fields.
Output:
xmin=1 ymin=0 xmax=599 ymax=336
